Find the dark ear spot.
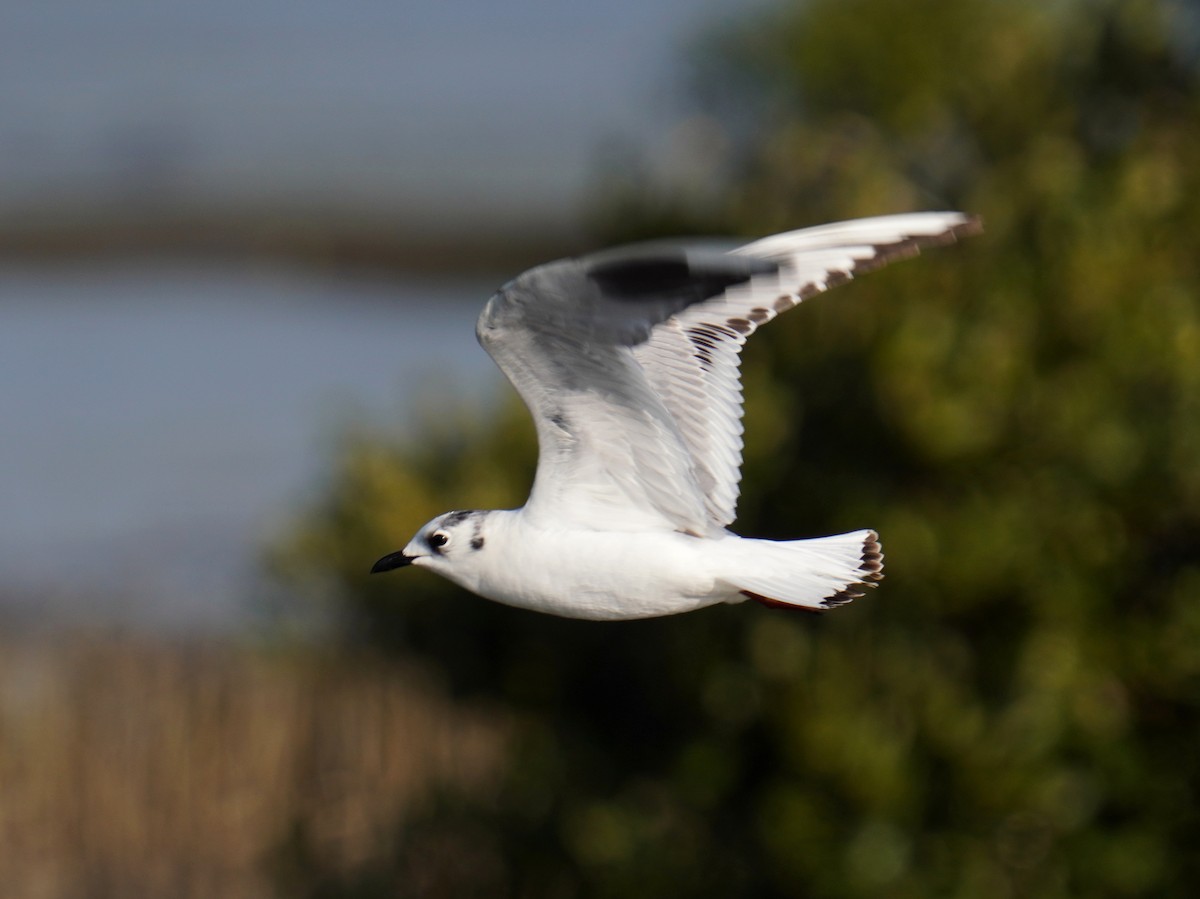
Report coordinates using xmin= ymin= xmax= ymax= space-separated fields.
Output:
xmin=470 ymin=536 xmax=485 ymax=550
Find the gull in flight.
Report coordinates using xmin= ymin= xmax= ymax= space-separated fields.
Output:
xmin=372 ymin=212 xmax=979 ymax=619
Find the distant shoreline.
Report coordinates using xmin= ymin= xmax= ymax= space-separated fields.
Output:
xmin=0 ymin=204 xmax=589 ymax=276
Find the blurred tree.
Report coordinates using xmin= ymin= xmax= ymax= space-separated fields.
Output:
xmin=271 ymin=0 xmax=1200 ymax=895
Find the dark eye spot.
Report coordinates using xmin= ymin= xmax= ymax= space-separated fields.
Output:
xmin=429 ymin=532 xmax=449 ymax=550
xmin=470 ymin=536 xmax=484 ymax=550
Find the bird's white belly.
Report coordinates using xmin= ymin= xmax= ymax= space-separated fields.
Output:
xmin=481 ymin=527 xmax=728 ymax=620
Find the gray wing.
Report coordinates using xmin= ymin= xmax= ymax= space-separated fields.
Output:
xmin=634 ymin=212 xmax=981 ymax=526
xmin=476 ymin=245 xmax=777 ymax=534
xmin=477 ymin=211 xmax=979 ymax=534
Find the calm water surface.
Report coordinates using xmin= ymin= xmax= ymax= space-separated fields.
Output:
xmin=0 ymin=261 xmax=503 ymax=631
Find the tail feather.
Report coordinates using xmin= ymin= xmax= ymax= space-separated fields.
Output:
xmin=722 ymin=529 xmax=884 ymax=612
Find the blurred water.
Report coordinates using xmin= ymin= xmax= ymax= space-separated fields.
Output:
xmin=0 ymin=261 xmax=502 ymax=631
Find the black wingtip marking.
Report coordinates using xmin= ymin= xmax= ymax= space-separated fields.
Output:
xmin=825 ymin=269 xmax=852 ymax=290
xmin=853 ymin=217 xmax=983 ymax=277
xmin=952 ymin=216 xmax=985 ymax=239
xmin=785 ymin=217 xmax=981 ymax=304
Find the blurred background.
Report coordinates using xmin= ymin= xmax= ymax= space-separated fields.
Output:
xmin=2 ymin=0 xmax=1198 ymax=896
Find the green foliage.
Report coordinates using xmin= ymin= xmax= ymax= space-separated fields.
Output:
xmin=273 ymin=0 xmax=1200 ymax=894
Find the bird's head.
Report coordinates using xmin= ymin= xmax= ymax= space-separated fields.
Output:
xmin=370 ymin=509 xmax=491 ymax=584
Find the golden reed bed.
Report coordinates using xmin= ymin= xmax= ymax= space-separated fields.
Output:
xmin=0 ymin=635 xmax=506 ymax=898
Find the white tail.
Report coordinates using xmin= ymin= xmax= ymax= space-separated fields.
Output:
xmin=720 ymin=529 xmax=884 ymax=612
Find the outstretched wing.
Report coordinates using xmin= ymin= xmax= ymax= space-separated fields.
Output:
xmin=477 ymin=212 xmax=979 ymax=534
xmin=633 ymin=212 xmax=980 ymax=527
xmin=476 ymin=246 xmax=778 ymax=535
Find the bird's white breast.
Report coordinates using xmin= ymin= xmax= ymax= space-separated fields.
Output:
xmin=472 ymin=514 xmax=728 ymax=620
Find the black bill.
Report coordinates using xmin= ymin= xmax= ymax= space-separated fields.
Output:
xmin=370 ymin=551 xmax=414 ymax=574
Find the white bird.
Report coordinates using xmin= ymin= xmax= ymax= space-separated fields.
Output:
xmin=372 ymin=212 xmax=979 ymax=619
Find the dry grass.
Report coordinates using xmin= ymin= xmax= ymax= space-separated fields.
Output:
xmin=0 ymin=634 xmax=507 ymax=899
